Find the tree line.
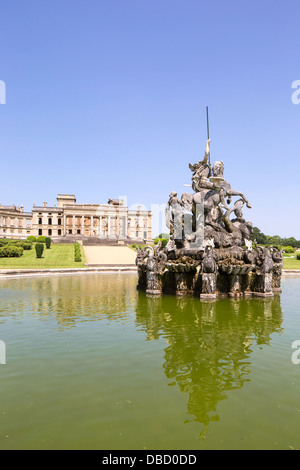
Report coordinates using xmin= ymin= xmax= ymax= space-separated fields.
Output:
xmin=252 ymin=227 xmax=300 ymax=248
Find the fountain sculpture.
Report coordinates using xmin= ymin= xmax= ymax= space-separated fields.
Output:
xmin=136 ymin=138 xmax=283 ymax=299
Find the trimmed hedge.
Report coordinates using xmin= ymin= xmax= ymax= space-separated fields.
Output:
xmin=37 ymin=236 xmax=47 ymax=243
xmin=14 ymin=241 xmax=32 ymax=250
xmin=296 ymin=254 xmax=300 ymax=260
xmin=27 ymin=236 xmax=37 ymax=242
xmin=74 ymin=243 xmax=82 ymax=262
xmin=0 ymin=239 xmax=13 ymax=247
xmin=154 ymin=238 xmax=168 ymax=248
xmin=0 ymin=245 xmax=23 ymax=258
xmin=0 ymin=239 xmax=32 ymax=252
xmin=45 ymin=237 xmax=52 ymax=249
xmin=35 ymin=243 xmax=44 ymax=258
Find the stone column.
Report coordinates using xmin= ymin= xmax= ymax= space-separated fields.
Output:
xmin=107 ymin=216 xmax=111 ymax=238
xmin=91 ymin=216 xmax=94 ymax=236
xmin=116 ymin=215 xmax=120 ymax=238
xmin=99 ymin=216 xmax=102 ymax=238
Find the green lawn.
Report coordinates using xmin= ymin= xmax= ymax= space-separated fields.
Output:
xmin=0 ymin=243 xmax=298 ymax=270
xmin=283 ymin=257 xmax=300 ymax=270
xmin=0 ymin=244 xmax=87 ymax=269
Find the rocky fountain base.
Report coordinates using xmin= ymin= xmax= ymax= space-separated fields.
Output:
xmin=136 ymin=242 xmax=283 ymax=299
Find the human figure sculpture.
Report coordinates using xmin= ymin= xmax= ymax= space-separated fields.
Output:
xmin=165 ymin=192 xmax=183 ymax=240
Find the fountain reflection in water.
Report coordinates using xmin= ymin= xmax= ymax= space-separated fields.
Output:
xmin=136 ymin=292 xmax=283 ymax=436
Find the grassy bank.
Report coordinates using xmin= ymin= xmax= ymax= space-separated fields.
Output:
xmin=0 ymin=244 xmax=86 ymax=269
xmin=283 ymin=257 xmax=300 ymax=270
xmin=0 ymin=242 xmax=298 ymax=270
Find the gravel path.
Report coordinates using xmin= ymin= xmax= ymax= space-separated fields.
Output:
xmin=83 ymin=246 xmax=137 ymax=265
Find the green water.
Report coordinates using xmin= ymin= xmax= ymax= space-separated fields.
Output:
xmin=0 ymin=273 xmax=299 ymax=450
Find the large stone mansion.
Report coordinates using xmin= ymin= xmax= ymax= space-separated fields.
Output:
xmin=0 ymin=194 xmax=152 ymax=241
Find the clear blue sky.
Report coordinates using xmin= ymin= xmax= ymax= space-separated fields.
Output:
xmin=0 ymin=0 xmax=299 ymax=238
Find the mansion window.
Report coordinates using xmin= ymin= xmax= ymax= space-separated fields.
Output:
xmin=48 ymin=218 xmax=52 ymax=226
xmin=58 ymin=229 xmax=62 ymax=236
xmin=48 ymin=229 xmax=52 ymax=236
xmin=38 ymin=218 xmax=42 ymax=225
xmin=58 ymin=218 xmax=62 ymax=226
xmin=38 ymin=229 xmax=42 ymax=236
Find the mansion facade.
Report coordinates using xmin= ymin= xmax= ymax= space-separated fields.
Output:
xmin=0 ymin=194 xmax=152 ymax=241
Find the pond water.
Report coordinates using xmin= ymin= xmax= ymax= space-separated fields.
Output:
xmin=0 ymin=273 xmax=299 ymax=450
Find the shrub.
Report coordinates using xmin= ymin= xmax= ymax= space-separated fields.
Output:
xmin=161 ymin=239 xmax=168 ymax=248
xmin=37 ymin=236 xmax=46 ymax=243
xmin=74 ymin=243 xmax=82 ymax=262
xmin=154 ymin=239 xmax=159 ymax=245
xmin=27 ymin=236 xmax=37 ymax=242
xmin=0 ymin=245 xmax=23 ymax=257
xmin=282 ymin=246 xmax=295 ymax=253
xmin=35 ymin=243 xmax=44 ymax=258
xmin=296 ymin=254 xmax=300 ymax=260
xmin=14 ymin=241 xmax=32 ymax=250
xmin=45 ymin=237 xmax=52 ymax=249
xmin=0 ymin=239 xmax=13 ymax=247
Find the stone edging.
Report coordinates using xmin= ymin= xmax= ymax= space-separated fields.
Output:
xmin=0 ymin=266 xmax=137 ymax=279
xmin=282 ymin=270 xmax=300 ymax=276
xmin=0 ymin=267 xmax=298 ymax=279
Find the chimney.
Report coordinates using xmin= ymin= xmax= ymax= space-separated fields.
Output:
xmin=43 ymin=202 xmax=47 ymax=208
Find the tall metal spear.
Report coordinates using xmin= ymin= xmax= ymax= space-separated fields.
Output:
xmin=206 ymin=106 xmax=211 ymax=166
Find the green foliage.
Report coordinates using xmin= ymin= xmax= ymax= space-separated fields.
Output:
xmin=45 ymin=237 xmax=52 ymax=249
xmin=74 ymin=243 xmax=82 ymax=262
xmin=26 ymin=236 xmax=37 ymax=242
xmin=37 ymin=236 xmax=46 ymax=243
xmin=14 ymin=241 xmax=32 ymax=250
xmin=154 ymin=238 xmax=168 ymax=247
xmin=0 ymin=245 xmax=23 ymax=258
xmin=252 ymin=227 xmax=267 ymax=245
xmin=156 ymin=233 xmax=170 ymax=240
xmin=282 ymin=246 xmax=295 ymax=253
xmin=0 ymin=239 xmax=13 ymax=247
xmin=297 ymin=254 xmax=300 ymax=261
xmin=132 ymin=243 xmax=136 ymax=248
xmin=35 ymin=243 xmax=44 ymax=258
xmin=0 ymin=239 xmax=32 ymax=251
xmin=252 ymin=228 xmax=300 ymax=249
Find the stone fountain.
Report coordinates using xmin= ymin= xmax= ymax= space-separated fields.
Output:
xmin=136 ymin=139 xmax=283 ymax=299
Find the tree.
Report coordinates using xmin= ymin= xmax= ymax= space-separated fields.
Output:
xmin=251 ymin=227 xmax=267 ymax=245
